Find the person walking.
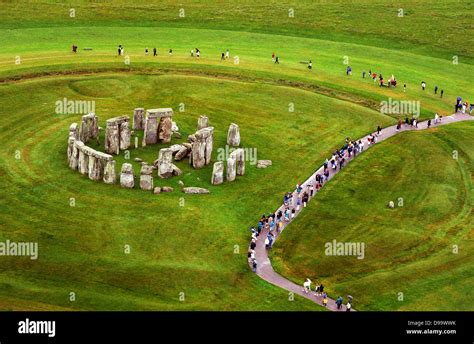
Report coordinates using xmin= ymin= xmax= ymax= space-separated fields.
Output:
xmin=434 ymin=113 xmax=439 ymax=124
xmin=303 ymin=278 xmax=312 ymax=293
xmin=322 ymin=293 xmax=328 ymax=307
xmin=427 ymin=119 xmax=431 ymax=128
xmin=440 ymin=89 xmax=444 ymax=98
xmin=421 ymin=81 xmax=426 ymax=91
xmin=336 ymin=296 xmax=343 ymax=310
xmin=308 ymin=60 xmax=312 ymax=70
xmin=377 ymin=125 xmax=382 ymax=135
xmin=434 ymin=85 xmax=438 ymax=94
xmin=145 ymin=47 xmax=149 ymax=56
xmin=153 ymin=47 xmax=157 ymax=56
xmin=346 ymin=302 xmax=352 ymax=312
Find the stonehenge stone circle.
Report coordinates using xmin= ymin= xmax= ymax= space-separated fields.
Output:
xmin=227 ymin=123 xmax=240 ymax=147
xmin=105 ymin=115 xmax=130 ymax=154
xmin=142 ymin=108 xmax=173 ymax=146
xmin=226 ymin=157 xmax=236 ymax=182
xmin=197 ymin=115 xmax=209 ymax=130
xmin=120 ymin=163 xmax=135 ymax=188
xmin=133 ymin=108 xmax=145 ymax=130
xmin=211 ymin=161 xmax=224 ymax=185
xmin=79 ymin=113 xmax=99 ymax=144
xmin=140 ymin=165 xmax=154 ymax=191
xmin=190 ymin=127 xmax=214 ymax=169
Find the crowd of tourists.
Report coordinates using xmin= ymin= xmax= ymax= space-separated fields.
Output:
xmin=303 ymin=278 xmax=353 ymax=311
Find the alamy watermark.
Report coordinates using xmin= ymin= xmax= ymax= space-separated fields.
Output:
xmin=0 ymin=240 xmax=38 ymax=260
xmin=55 ymin=97 xmax=95 ymax=115
xmin=380 ymin=98 xmax=420 ymax=117
xmin=325 ymin=239 xmax=365 ymax=260
xmin=216 ymin=145 xmax=257 ymax=165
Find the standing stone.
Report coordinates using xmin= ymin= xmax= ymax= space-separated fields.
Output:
xmin=143 ymin=114 xmax=159 ymax=145
xmin=158 ymin=116 xmax=173 ymax=143
xmin=211 ymin=161 xmax=224 ymax=185
xmin=140 ymin=165 xmax=154 ymax=191
xmin=88 ymin=155 xmax=102 ymax=181
xmin=157 ymin=148 xmax=174 ymax=178
xmin=70 ymin=140 xmax=83 ymax=170
xmin=78 ymin=146 xmax=89 ymax=175
xmin=190 ymin=127 xmax=214 ymax=169
xmin=197 ymin=115 xmax=209 ymax=130
xmin=67 ymin=136 xmax=76 ymax=163
xmin=133 ymin=108 xmax=145 ymax=130
xmin=120 ymin=163 xmax=135 ymax=188
xmin=231 ymin=148 xmax=245 ymax=176
xmin=227 ymin=123 xmax=240 ymax=147
xmin=69 ymin=123 xmax=79 ymax=140
xmin=119 ymin=121 xmax=131 ymax=150
xmin=103 ymin=160 xmax=116 ymax=184
xmin=105 ymin=122 xmax=120 ymax=154
xmin=226 ymin=157 xmax=236 ymax=182
xmin=79 ymin=113 xmax=99 ymax=143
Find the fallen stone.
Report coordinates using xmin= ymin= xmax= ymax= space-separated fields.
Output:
xmin=162 ymin=186 xmax=174 ymax=193
xmin=153 ymin=187 xmax=161 ymax=194
xmin=256 ymin=160 xmax=272 ymax=168
xmin=183 ymin=187 xmax=210 ymax=194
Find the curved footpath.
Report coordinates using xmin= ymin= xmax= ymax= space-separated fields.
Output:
xmin=251 ymin=112 xmax=473 ymax=311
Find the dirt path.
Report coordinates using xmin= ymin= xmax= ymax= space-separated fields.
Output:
xmin=250 ymin=112 xmax=473 ymax=311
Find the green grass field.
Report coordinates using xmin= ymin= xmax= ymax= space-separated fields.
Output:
xmin=0 ymin=0 xmax=472 ymax=311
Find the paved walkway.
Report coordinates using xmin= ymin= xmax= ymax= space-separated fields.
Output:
xmin=250 ymin=112 xmax=473 ymax=311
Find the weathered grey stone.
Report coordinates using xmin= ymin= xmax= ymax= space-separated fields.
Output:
xmin=230 ymin=148 xmax=245 ymax=176
xmin=119 ymin=121 xmax=131 ymax=150
xmin=162 ymin=186 xmax=174 ymax=193
xmin=226 ymin=157 xmax=236 ymax=182
xmin=133 ymin=108 xmax=145 ymax=130
xmin=88 ymin=155 xmax=102 ymax=181
xmin=120 ymin=163 xmax=135 ymax=188
xmin=143 ymin=115 xmax=159 ymax=145
xmin=175 ymin=146 xmax=190 ymax=161
xmin=157 ymin=148 xmax=174 ymax=178
xmin=183 ymin=187 xmax=210 ymax=194
xmin=140 ymin=165 xmax=154 ymax=191
xmin=134 ymin=157 xmax=143 ymax=162
xmin=188 ymin=134 xmax=196 ymax=143
xmin=69 ymin=123 xmax=79 ymax=140
xmin=103 ymin=160 xmax=116 ymax=184
xmin=190 ymin=127 xmax=214 ymax=169
xmin=178 ymin=180 xmax=184 ymax=187
xmin=158 ymin=116 xmax=173 ymax=143
xmin=79 ymin=113 xmax=99 ymax=143
xmin=153 ymin=187 xmax=161 ymax=194
xmin=211 ymin=161 xmax=224 ymax=185
xmin=227 ymin=123 xmax=240 ymax=147
xmin=173 ymin=132 xmax=182 ymax=139
xmin=67 ymin=136 xmax=76 ymax=163
xmin=169 ymin=144 xmax=184 ymax=155
xmin=78 ymin=147 xmax=89 ymax=175
xmin=197 ymin=115 xmax=209 ymax=130
xmin=70 ymin=140 xmax=83 ymax=170
xmin=172 ymin=164 xmax=182 ymax=176
xmin=105 ymin=122 xmax=119 ymax=154
xmin=256 ymin=160 xmax=272 ymax=168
